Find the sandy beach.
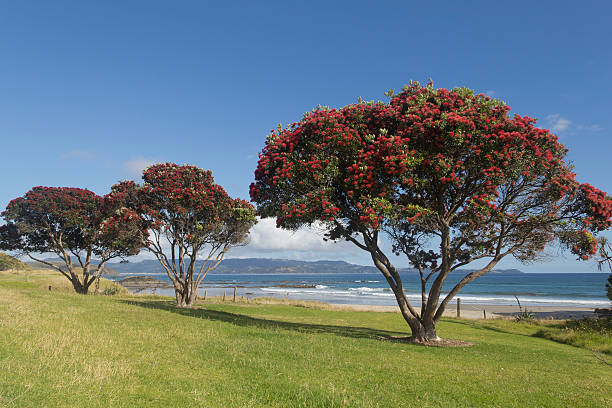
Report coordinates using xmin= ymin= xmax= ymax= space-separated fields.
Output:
xmin=332 ymin=303 xmax=598 ymax=320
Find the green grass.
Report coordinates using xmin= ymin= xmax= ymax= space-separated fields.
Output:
xmin=0 ymin=270 xmax=610 ymax=407
xmin=531 ymin=317 xmax=611 ymax=355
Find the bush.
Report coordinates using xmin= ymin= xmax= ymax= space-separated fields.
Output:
xmin=533 ymin=317 xmax=612 ymax=355
xmin=102 ymin=286 xmax=121 ymax=296
xmin=513 ymin=296 xmax=535 ymax=322
xmin=515 ymin=310 xmax=535 ymax=322
xmin=564 ymin=317 xmax=611 ymax=335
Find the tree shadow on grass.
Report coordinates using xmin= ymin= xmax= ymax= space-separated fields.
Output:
xmin=445 ymin=319 xmax=535 ymax=339
xmin=119 ymin=298 xmax=410 ymax=342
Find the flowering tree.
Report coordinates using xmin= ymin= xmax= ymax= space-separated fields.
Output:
xmin=251 ymin=82 xmax=612 ymax=342
xmin=0 ymin=187 xmax=146 ymax=294
xmin=111 ymin=163 xmax=257 ymax=308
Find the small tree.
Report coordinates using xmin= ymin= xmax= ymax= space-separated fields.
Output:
xmin=0 ymin=187 xmax=146 ymax=294
xmin=111 ymin=163 xmax=257 ymax=307
xmin=251 ymin=82 xmax=612 ymax=342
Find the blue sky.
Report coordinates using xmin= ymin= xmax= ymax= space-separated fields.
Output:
xmin=0 ymin=1 xmax=610 ymax=271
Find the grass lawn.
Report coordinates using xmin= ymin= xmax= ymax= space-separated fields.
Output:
xmin=0 ymin=270 xmax=610 ymax=407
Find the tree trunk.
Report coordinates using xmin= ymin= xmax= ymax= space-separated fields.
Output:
xmin=71 ymin=278 xmax=88 ymax=295
xmin=175 ymin=289 xmax=184 ymax=307
xmin=187 ymin=288 xmax=198 ymax=307
xmin=173 ymin=280 xmax=197 ymax=308
xmin=368 ymin=248 xmax=441 ymax=342
xmin=175 ymin=292 xmax=196 ymax=308
xmin=409 ymin=319 xmax=439 ymax=343
xmin=389 ymin=285 xmax=440 ymax=342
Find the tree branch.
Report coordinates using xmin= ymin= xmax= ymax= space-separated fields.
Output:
xmin=26 ymin=253 xmax=71 ymax=280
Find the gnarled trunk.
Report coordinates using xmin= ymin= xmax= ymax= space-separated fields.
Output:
xmin=174 ymin=281 xmax=198 ymax=308
xmin=409 ymin=319 xmax=439 ymax=343
xmin=389 ymin=284 xmax=440 ymax=342
xmin=70 ymin=277 xmax=88 ymax=295
xmin=369 ymin=247 xmax=441 ymax=343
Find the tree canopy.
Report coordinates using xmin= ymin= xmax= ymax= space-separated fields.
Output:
xmin=111 ymin=163 xmax=257 ymax=307
xmin=0 ymin=186 xmax=146 ymax=293
xmin=251 ymin=82 xmax=612 ymax=341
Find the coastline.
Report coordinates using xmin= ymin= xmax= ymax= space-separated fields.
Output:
xmin=330 ymin=303 xmax=598 ymax=320
xmin=116 ymin=276 xmax=606 ymax=320
xmin=121 ymin=284 xmax=600 ymax=320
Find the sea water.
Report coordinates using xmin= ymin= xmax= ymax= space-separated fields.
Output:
xmin=109 ymin=271 xmax=611 ymax=308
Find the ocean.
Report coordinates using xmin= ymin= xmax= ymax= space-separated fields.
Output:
xmin=107 ymin=270 xmax=611 ymax=308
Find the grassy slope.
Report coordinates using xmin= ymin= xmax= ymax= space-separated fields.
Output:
xmin=0 ymin=252 xmax=28 ymax=271
xmin=0 ymin=271 xmax=610 ymax=408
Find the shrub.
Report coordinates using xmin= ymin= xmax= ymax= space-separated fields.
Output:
xmin=102 ymin=286 xmax=121 ymax=296
xmin=515 ymin=310 xmax=535 ymax=322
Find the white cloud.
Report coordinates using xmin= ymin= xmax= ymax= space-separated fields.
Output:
xmin=227 ymin=217 xmax=372 ymax=264
xmin=544 ymin=115 xmax=603 ymax=135
xmin=245 ymin=218 xmax=356 ymax=252
xmin=484 ymin=90 xmax=496 ymax=97
xmin=545 ymin=114 xmax=572 ymax=132
xmin=577 ymin=124 xmax=603 ymax=132
xmin=61 ymin=149 xmax=97 ymax=161
xmin=123 ymin=157 xmax=159 ymax=179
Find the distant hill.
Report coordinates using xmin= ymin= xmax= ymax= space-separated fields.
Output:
xmin=105 ymin=258 xmax=380 ymax=275
xmin=25 ymin=259 xmax=120 ymax=275
xmin=0 ymin=252 xmax=28 ymax=271
xmin=102 ymin=257 xmax=524 ymax=276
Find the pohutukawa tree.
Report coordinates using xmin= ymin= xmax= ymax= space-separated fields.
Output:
xmin=111 ymin=163 xmax=257 ymax=308
xmin=251 ymin=82 xmax=612 ymax=342
xmin=0 ymin=187 xmax=146 ymax=294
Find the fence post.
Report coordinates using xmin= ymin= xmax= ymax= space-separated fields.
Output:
xmin=233 ymin=287 xmax=237 ymax=302
xmin=483 ymin=310 xmax=486 ymax=319
xmin=457 ymin=298 xmax=461 ymax=318
xmin=204 ymin=290 xmax=207 ymax=300
xmin=223 ymin=291 xmax=226 ymax=302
